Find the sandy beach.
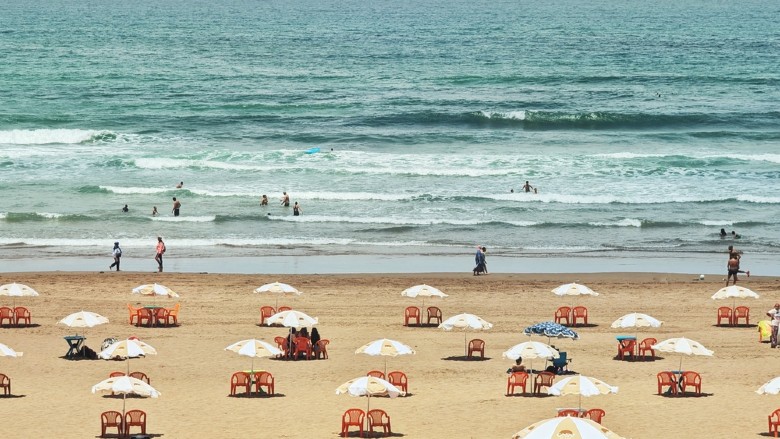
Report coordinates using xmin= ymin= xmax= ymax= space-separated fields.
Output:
xmin=1 ymin=271 xmax=778 ymax=439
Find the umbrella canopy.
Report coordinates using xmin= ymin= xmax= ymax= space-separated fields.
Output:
xmin=254 ymin=282 xmax=302 ymax=309
xmin=711 ymin=285 xmax=760 ymax=300
xmin=756 ymin=377 xmax=780 ymax=395
xmin=58 ymin=311 xmax=109 ymax=328
xmin=523 ymin=321 xmax=579 ymax=340
xmin=98 ymin=338 xmax=157 ymax=374
xmin=92 ymin=375 xmax=160 ymax=422
xmin=547 ymin=375 xmax=618 ymax=410
xmin=336 ymin=375 xmax=405 ymax=411
xmin=551 ymin=283 xmax=599 ymax=297
xmin=132 ymin=283 xmax=179 ymax=298
xmin=225 ymin=338 xmax=282 ymax=372
xmin=512 ymin=417 xmax=626 ymax=439
xmin=503 ymin=341 xmax=560 ymax=361
xmin=0 ymin=342 xmax=23 ymax=358
xmin=355 ymin=338 xmax=416 ymax=376
xmin=401 ymin=284 xmax=448 ymax=309
xmin=439 ymin=313 xmax=493 ymax=356
xmin=264 ymin=309 xmax=318 ymax=328
xmin=0 ymin=282 xmax=40 ymax=307
xmin=651 ymin=337 xmax=713 ymax=371
xmin=610 ymin=313 xmax=663 ymax=329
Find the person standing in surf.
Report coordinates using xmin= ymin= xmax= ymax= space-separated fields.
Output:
xmin=280 ymin=192 xmax=290 ymax=207
xmin=172 ymin=197 xmax=181 ymax=217
xmin=155 ymin=236 xmax=166 ymax=273
xmin=293 ymin=201 xmax=302 ymax=216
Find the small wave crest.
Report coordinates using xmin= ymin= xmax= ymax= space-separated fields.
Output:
xmin=151 ymin=216 xmax=216 ymax=223
xmin=0 ymin=129 xmax=116 ymax=145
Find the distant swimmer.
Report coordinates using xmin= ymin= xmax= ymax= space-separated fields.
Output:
xmin=152 ymin=206 xmax=158 ymax=216
xmin=521 ymin=181 xmax=534 ymax=193
xmin=176 ymin=181 xmax=183 ymax=188
xmin=122 ymin=204 xmax=129 ymax=213
xmin=293 ymin=201 xmax=302 ymax=216
xmin=720 ymin=228 xmax=727 ymax=238
xmin=280 ymin=191 xmax=290 ymax=207
xmin=510 ymin=188 xmax=514 ymax=193
xmin=261 ymin=195 xmax=268 ymax=206
xmin=172 ymin=197 xmax=181 ymax=217
xmin=731 ymin=230 xmax=741 ymax=239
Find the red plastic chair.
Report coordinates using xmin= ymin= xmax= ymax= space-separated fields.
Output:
xmin=404 ymin=306 xmax=421 ymax=326
xmin=129 ymin=371 xmax=150 ymax=384
xmin=733 ymin=306 xmax=750 ymax=325
xmin=468 ymin=338 xmax=485 ymax=359
xmin=637 ymin=337 xmax=657 ymax=361
xmin=136 ymin=308 xmax=154 ymax=327
xmin=0 ymin=307 xmax=15 ymax=326
xmin=109 ymin=371 xmax=125 ymax=378
xmin=315 ymin=339 xmax=329 ymax=359
xmin=558 ymin=409 xmax=580 ymax=417
xmin=717 ymin=306 xmax=733 ymax=326
xmin=127 ymin=304 xmax=140 ymax=325
xmin=426 ymin=306 xmax=442 ymax=325
xmin=254 ymin=371 xmax=274 ymax=396
xmin=165 ymin=303 xmax=180 ymax=326
xmin=583 ymin=408 xmax=606 ymax=424
xmin=769 ymin=408 xmax=780 ymax=438
xmin=387 ymin=371 xmax=408 ymax=393
xmin=617 ymin=339 xmax=636 ymax=361
xmin=13 ymin=307 xmax=31 ymax=326
xmin=278 ymin=306 xmax=292 ymax=312
xmin=100 ymin=411 xmax=123 ymax=437
xmin=534 ymin=371 xmax=555 ymax=395
xmin=554 ymin=306 xmax=571 ymax=325
xmin=0 ymin=373 xmax=10 ymax=396
xmin=367 ymin=409 xmax=392 ymax=437
xmin=506 ymin=371 xmax=528 ymax=396
xmin=657 ymin=371 xmax=677 ymax=395
xmin=367 ymin=370 xmax=385 ymax=380
xmin=154 ymin=308 xmax=169 ymax=326
xmin=274 ymin=336 xmax=289 ymax=359
xmin=341 ymin=408 xmax=365 ymax=438
xmin=680 ymin=371 xmax=702 ymax=395
xmin=124 ymin=409 xmax=146 ymax=437
xmin=230 ymin=371 xmax=251 ymax=396
xmin=294 ymin=337 xmax=313 ymax=360
xmin=571 ymin=306 xmax=588 ymax=326
xmin=259 ymin=306 xmax=275 ymax=325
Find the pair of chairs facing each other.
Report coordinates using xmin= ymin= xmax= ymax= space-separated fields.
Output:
xmin=617 ymin=337 xmax=657 ymax=361
xmin=557 ymin=408 xmax=606 ymax=424
xmin=717 ymin=306 xmax=750 ymax=326
xmin=366 ymin=370 xmax=409 ymax=394
xmin=553 ymin=306 xmax=589 ymax=326
xmin=230 ymin=371 xmax=275 ymax=396
xmin=468 ymin=338 xmax=485 ymax=359
xmin=507 ymin=371 xmax=557 ymax=396
xmin=0 ymin=373 xmax=10 ymax=395
xmin=0 ymin=306 xmax=31 ymax=327
xmin=403 ymin=306 xmax=443 ymax=326
xmin=260 ymin=306 xmax=293 ymax=325
xmin=656 ymin=371 xmax=702 ymax=396
xmin=341 ymin=408 xmax=392 ymax=438
xmin=100 ymin=409 xmax=146 ymax=438
xmin=769 ymin=409 xmax=780 ymax=438
xmin=109 ymin=371 xmax=150 ymax=384
xmin=128 ymin=303 xmax=180 ymax=327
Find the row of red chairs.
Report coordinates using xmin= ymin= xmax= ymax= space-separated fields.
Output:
xmin=0 ymin=306 xmax=31 ymax=327
xmin=403 ymin=306 xmax=442 ymax=326
xmin=558 ymin=408 xmax=605 ymax=424
xmin=101 ymin=410 xmax=146 ymax=437
xmin=259 ymin=305 xmax=293 ymax=325
xmin=274 ymin=336 xmax=329 ymax=360
xmin=341 ymin=408 xmax=391 ymax=437
xmin=230 ymin=371 xmax=275 ymax=396
xmin=366 ymin=370 xmax=408 ymax=393
xmin=656 ymin=371 xmax=702 ymax=395
xmin=506 ymin=371 xmax=556 ymax=396
xmin=717 ymin=306 xmax=750 ymax=326
xmin=109 ymin=371 xmax=150 ymax=384
xmin=128 ymin=303 xmax=180 ymax=327
xmin=554 ymin=306 xmax=588 ymax=326
xmin=617 ymin=337 xmax=657 ymax=361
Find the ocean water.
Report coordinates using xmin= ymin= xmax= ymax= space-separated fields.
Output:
xmin=1 ymin=0 xmax=779 ymax=269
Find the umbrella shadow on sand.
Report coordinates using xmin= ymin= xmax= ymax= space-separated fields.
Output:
xmin=93 ymin=433 xmax=163 ymax=439
xmin=0 ymin=394 xmax=25 ymax=399
xmin=342 ymin=432 xmax=406 ymax=438
xmin=228 ymin=392 xmax=286 ymax=399
xmin=657 ymin=391 xmax=714 ymax=398
xmin=612 ymin=354 xmax=664 ymax=362
xmin=441 ymin=355 xmax=491 ymax=361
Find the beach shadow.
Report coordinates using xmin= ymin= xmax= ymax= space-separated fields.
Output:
xmin=96 ymin=434 xmax=163 ymax=439
xmin=8 ymin=323 xmax=41 ymax=329
xmin=441 ymin=355 xmax=491 ymax=362
xmin=0 ymin=394 xmax=25 ymax=398
xmin=569 ymin=323 xmax=598 ymax=328
xmin=227 ymin=392 xmax=286 ymax=398
xmin=656 ymin=392 xmax=713 ymax=398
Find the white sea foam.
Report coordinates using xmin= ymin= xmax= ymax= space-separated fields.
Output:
xmin=736 ymin=195 xmax=780 ymax=204
xmin=267 ymin=215 xmax=486 ymax=226
xmin=151 ymin=216 xmax=216 ymax=222
xmin=479 ymin=110 xmax=526 ymax=120
xmin=101 ymin=186 xmax=171 ymax=195
xmin=0 ymin=129 xmax=104 ymax=145
xmin=588 ymin=218 xmax=642 ymax=227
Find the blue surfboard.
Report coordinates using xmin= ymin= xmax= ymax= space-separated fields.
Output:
xmin=304 ymin=147 xmax=320 ymax=154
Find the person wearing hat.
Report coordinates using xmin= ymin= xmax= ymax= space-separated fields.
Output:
xmin=109 ymin=241 xmax=122 ymax=271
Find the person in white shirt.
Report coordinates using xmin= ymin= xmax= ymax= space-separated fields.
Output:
xmin=767 ymin=303 xmax=780 ymax=348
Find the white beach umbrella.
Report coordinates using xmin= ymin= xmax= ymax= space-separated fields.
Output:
xmin=651 ymin=337 xmax=713 ymax=372
xmin=0 ymin=342 xmax=23 ymax=358
xmin=355 ymin=338 xmax=416 ymax=376
xmin=401 ymin=284 xmax=448 ymax=309
xmin=58 ymin=311 xmax=109 ymax=329
xmin=0 ymin=282 xmax=40 ymax=307
xmin=547 ymin=375 xmax=618 ymax=411
xmin=98 ymin=338 xmax=157 ymax=374
xmin=503 ymin=341 xmax=559 ymax=389
xmin=551 ymin=283 xmax=599 ymax=297
xmin=225 ymin=338 xmax=282 ymax=372
xmin=610 ymin=313 xmax=662 ymax=329
xmin=439 ymin=313 xmax=493 ymax=356
xmin=757 ymin=377 xmax=780 ymax=395
xmin=254 ymin=282 xmax=302 ymax=309
xmin=512 ymin=416 xmax=626 ymax=439
xmin=336 ymin=375 xmax=404 ymax=412
xmin=264 ymin=309 xmax=318 ymax=329
xmin=132 ymin=283 xmax=179 ymax=298
xmin=711 ymin=285 xmax=760 ymax=310
xmin=92 ymin=375 xmax=160 ymax=422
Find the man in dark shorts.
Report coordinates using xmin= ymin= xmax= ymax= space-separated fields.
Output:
xmin=726 ymin=254 xmax=739 ymax=286
xmin=172 ymin=197 xmax=181 ymax=217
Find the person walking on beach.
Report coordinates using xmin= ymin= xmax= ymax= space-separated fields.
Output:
xmin=293 ymin=201 xmax=302 ymax=216
xmin=109 ymin=241 xmax=122 ymax=271
xmin=726 ymin=254 xmax=740 ymax=286
xmin=473 ymin=246 xmax=487 ymax=275
xmin=727 ymin=245 xmax=749 ymax=278
xmin=768 ymin=303 xmax=780 ymax=348
xmin=172 ymin=197 xmax=181 ymax=217
xmin=280 ymin=192 xmax=290 ymax=207
xmin=155 ymin=237 xmax=166 ymax=272
xmin=521 ymin=181 xmax=534 ymax=193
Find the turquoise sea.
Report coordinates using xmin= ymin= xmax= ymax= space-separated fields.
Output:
xmin=1 ymin=0 xmax=779 ymax=272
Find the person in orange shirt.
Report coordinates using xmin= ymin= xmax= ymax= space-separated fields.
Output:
xmin=155 ymin=237 xmax=166 ymax=272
